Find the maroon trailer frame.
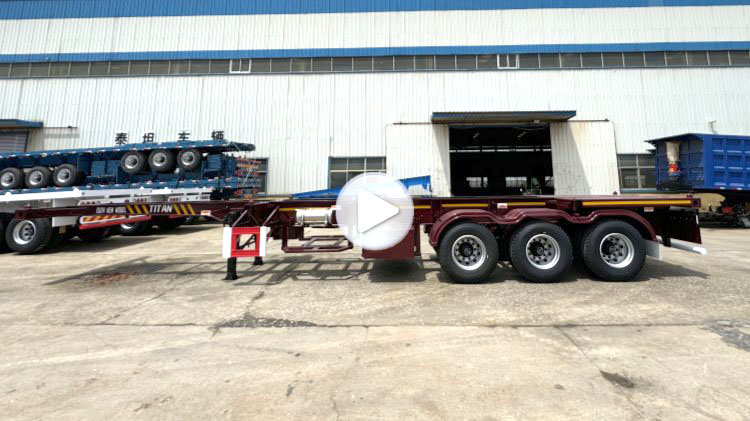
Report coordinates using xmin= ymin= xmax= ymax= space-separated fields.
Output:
xmin=15 ymin=195 xmax=703 ymax=283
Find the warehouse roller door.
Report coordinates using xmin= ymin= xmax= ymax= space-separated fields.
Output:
xmin=0 ymin=131 xmax=27 ymax=154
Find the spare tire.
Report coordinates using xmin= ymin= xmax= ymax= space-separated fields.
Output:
xmin=120 ymin=151 xmax=147 ymax=174
xmin=5 ymin=218 xmax=53 ymax=254
xmin=52 ymin=164 xmax=79 ymax=187
xmin=148 ymin=150 xmax=176 ymax=173
xmin=177 ymin=148 xmax=202 ymax=171
xmin=0 ymin=167 xmax=25 ymax=190
xmin=26 ymin=166 xmax=52 ymax=189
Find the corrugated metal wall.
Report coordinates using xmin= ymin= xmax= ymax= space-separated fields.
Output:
xmin=2 ymin=7 xmax=749 ymax=57
xmin=550 ymin=121 xmax=620 ymax=195
xmin=2 ymin=67 xmax=749 ymax=194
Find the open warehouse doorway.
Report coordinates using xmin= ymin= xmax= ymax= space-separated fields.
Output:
xmin=449 ymin=125 xmax=554 ymax=196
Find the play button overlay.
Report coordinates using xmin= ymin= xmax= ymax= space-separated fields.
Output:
xmin=336 ymin=173 xmax=414 ymax=251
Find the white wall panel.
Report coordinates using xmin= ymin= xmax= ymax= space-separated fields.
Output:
xmin=386 ymin=124 xmax=451 ymax=196
xmin=1 ymin=6 xmax=749 ymax=55
xmin=551 ymin=121 xmax=620 ymax=195
xmin=2 ymin=67 xmax=750 ymax=194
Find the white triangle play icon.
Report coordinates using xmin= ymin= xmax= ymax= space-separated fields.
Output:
xmin=357 ymin=189 xmax=400 ymax=233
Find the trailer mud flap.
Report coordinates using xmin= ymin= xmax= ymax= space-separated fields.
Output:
xmin=645 ymin=239 xmax=661 ymax=260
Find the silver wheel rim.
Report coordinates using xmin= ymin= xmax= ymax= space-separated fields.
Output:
xmin=57 ymin=169 xmax=71 ymax=183
xmin=153 ymin=152 xmax=167 ymax=166
xmin=1 ymin=172 xmax=15 ymax=186
xmin=526 ymin=234 xmax=561 ymax=270
xmin=600 ymin=233 xmax=635 ymax=268
xmin=451 ymin=235 xmax=487 ymax=271
xmin=13 ymin=221 xmax=36 ymax=245
xmin=121 ymin=223 xmax=136 ymax=230
xmin=181 ymin=152 xmax=196 ymax=166
xmin=125 ymin=155 xmax=140 ymax=169
xmin=29 ymin=171 xmax=43 ymax=185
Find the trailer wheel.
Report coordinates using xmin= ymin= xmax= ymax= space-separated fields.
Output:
xmin=438 ymin=222 xmax=499 ymax=284
xmin=0 ymin=218 xmax=8 ymax=252
xmin=5 ymin=218 xmax=53 ymax=254
xmin=118 ymin=220 xmax=151 ymax=236
xmin=52 ymin=164 xmax=79 ymax=187
xmin=177 ymin=148 xmax=202 ymax=171
xmin=77 ymin=227 xmax=111 ymax=242
xmin=0 ymin=167 xmax=25 ymax=189
xmin=120 ymin=151 xmax=147 ymax=174
xmin=509 ymin=222 xmax=572 ymax=283
xmin=148 ymin=150 xmax=176 ymax=173
xmin=154 ymin=217 xmax=183 ymax=231
xmin=581 ymin=220 xmax=646 ymax=281
xmin=26 ymin=166 xmax=52 ymax=189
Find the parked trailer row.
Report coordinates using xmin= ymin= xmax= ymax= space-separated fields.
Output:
xmin=1 ymin=140 xmax=259 ymax=253
xmin=17 ymin=195 xmax=705 ymax=283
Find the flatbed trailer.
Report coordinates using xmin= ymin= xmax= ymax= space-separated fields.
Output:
xmin=17 ymin=194 xmax=704 ymax=283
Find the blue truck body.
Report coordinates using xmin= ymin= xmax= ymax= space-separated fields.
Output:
xmin=648 ymin=133 xmax=750 ymax=192
xmin=0 ymin=140 xmax=259 ymax=194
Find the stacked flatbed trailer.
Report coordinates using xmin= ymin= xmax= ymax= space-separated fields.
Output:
xmin=1 ymin=139 xmax=258 ymax=253
xmin=17 ymin=194 xmax=705 ymax=283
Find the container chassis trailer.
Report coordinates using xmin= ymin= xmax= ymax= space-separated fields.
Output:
xmin=17 ymin=195 xmax=705 ymax=284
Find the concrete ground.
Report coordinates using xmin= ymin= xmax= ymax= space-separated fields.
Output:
xmin=1 ymin=224 xmax=749 ymax=420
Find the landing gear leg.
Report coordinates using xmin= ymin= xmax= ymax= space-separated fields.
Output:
xmin=225 ymin=257 xmax=238 ymax=281
xmin=253 ymin=257 xmax=264 ymax=266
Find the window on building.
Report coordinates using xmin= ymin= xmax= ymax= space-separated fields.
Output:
xmin=477 ymin=54 xmax=497 ymax=69
xmin=210 ymin=60 xmax=231 ymax=74
xmin=644 ymin=52 xmax=666 ymax=67
xmin=414 ymin=56 xmax=434 ymax=70
xmin=456 ymin=55 xmax=477 ymax=70
xmin=539 ymin=54 xmax=560 ymax=68
xmin=708 ymin=51 xmax=730 ymax=66
xmin=30 ymin=62 xmax=50 ymax=77
xmin=581 ymin=53 xmax=603 ymax=67
xmin=729 ymin=50 xmax=750 ymax=66
xmin=561 ymin=53 xmax=581 ymax=68
xmin=394 ymin=56 xmax=415 ymax=70
xmin=518 ymin=54 xmax=540 ymax=68
xmin=332 ymin=57 xmax=353 ymax=72
xmin=291 ymin=58 xmax=313 ymax=72
xmin=687 ymin=51 xmax=709 ymax=66
xmin=251 ymin=58 xmax=271 ymax=73
xmin=665 ymin=51 xmax=687 ymax=66
xmin=353 ymin=57 xmax=373 ymax=71
xmin=109 ymin=61 xmax=130 ymax=75
xmin=271 ymin=58 xmax=291 ymax=73
xmin=618 ymin=154 xmax=656 ymax=190
xmin=129 ymin=61 xmax=150 ymax=75
xmin=89 ymin=61 xmax=110 ymax=75
xmin=312 ymin=57 xmax=332 ymax=72
xmin=189 ymin=60 xmax=211 ymax=74
xmin=49 ymin=62 xmax=70 ymax=77
xmin=435 ymin=55 xmax=456 ymax=70
xmin=69 ymin=61 xmax=90 ymax=76
xmin=623 ymin=52 xmax=645 ymax=67
xmin=373 ymin=56 xmax=394 ymax=71
xmin=149 ymin=61 xmax=170 ymax=75
xmin=230 ymin=59 xmax=250 ymax=73
xmin=329 ymin=157 xmax=386 ymax=188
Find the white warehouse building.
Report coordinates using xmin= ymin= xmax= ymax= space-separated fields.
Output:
xmin=1 ymin=1 xmax=750 ymax=197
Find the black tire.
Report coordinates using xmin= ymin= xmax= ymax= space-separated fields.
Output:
xmin=0 ymin=218 xmax=8 ymax=252
xmin=46 ymin=227 xmax=66 ymax=250
xmin=154 ymin=217 xmax=183 ymax=231
xmin=25 ymin=166 xmax=52 ymax=189
xmin=118 ymin=220 xmax=151 ymax=236
xmin=77 ymin=227 xmax=111 ymax=242
xmin=52 ymin=164 xmax=79 ymax=187
xmin=0 ymin=167 xmax=25 ymax=189
xmin=509 ymin=222 xmax=573 ymax=283
xmin=438 ymin=222 xmax=499 ymax=284
xmin=120 ymin=151 xmax=147 ymax=174
xmin=177 ymin=148 xmax=202 ymax=171
xmin=5 ymin=218 xmax=54 ymax=254
xmin=148 ymin=150 xmax=176 ymax=173
xmin=581 ymin=220 xmax=646 ymax=281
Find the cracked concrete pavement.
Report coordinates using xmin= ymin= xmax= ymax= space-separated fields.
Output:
xmin=1 ymin=224 xmax=749 ymax=419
